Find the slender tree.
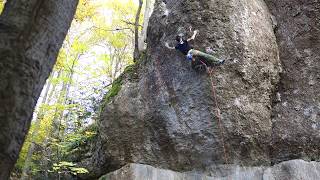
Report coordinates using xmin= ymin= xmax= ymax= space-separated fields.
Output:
xmin=138 ymin=0 xmax=154 ymax=51
xmin=0 ymin=0 xmax=78 ymax=179
xmin=133 ymin=0 xmax=143 ymax=61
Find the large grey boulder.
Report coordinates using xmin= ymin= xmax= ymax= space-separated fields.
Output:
xmin=81 ymin=0 xmax=320 ymax=179
xmin=98 ymin=0 xmax=280 ymax=173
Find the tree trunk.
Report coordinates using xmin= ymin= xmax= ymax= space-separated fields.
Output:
xmin=46 ymin=70 xmax=62 ymax=105
xmin=138 ymin=0 xmax=154 ymax=51
xmin=133 ymin=0 xmax=143 ymax=62
xmin=0 ymin=0 xmax=78 ymax=179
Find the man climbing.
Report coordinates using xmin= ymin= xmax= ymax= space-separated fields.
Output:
xmin=165 ymin=29 xmax=225 ymax=68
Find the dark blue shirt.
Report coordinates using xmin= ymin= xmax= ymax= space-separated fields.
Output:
xmin=175 ymin=40 xmax=193 ymax=55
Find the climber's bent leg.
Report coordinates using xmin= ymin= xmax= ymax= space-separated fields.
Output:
xmin=190 ymin=49 xmax=224 ymax=65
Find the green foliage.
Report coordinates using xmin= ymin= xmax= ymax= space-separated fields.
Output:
xmin=46 ymin=125 xmax=96 ymax=177
xmin=75 ymin=0 xmax=97 ymax=22
xmin=123 ymin=64 xmax=135 ymax=74
xmin=0 ymin=0 xmax=4 ymax=13
xmin=59 ymin=124 xmax=98 ymax=158
xmin=68 ymin=129 xmax=96 ymax=149
xmin=123 ymin=63 xmax=139 ymax=82
xmin=15 ymin=111 xmax=54 ymax=171
xmin=104 ymin=77 xmax=123 ymax=103
xmin=52 ymin=161 xmax=89 ymax=175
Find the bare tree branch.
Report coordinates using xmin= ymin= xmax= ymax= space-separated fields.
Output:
xmin=121 ymin=20 xmax=143 ymax=27
xmin=92 ymin=26 xmax=134 ymax=33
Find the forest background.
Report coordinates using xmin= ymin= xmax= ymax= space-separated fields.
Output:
xmin=0 ymin=0 xmax=153 ymax=179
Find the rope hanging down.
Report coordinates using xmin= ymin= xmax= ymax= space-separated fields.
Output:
xmin=207 ymin=68 xmax=229 ymax=165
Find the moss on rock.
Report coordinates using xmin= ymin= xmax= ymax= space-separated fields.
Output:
xmin=104 ymin=77 xmax=123 ymax=103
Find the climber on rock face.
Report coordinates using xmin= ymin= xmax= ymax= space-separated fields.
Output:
xmin=165 ymin=29 xmax=225 ymax=67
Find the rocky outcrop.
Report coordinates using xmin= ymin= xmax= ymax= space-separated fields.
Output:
xmin=100 ymin=160 xmax=320 ymax=180
xmin=98 ymin=0 xmax=280 ymax=171
xmin=264 ymin=0 xmax=320 ymax=164
xmin=81 ymin=0 xmax=320 ymax=179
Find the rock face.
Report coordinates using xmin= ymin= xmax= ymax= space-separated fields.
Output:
xmin=83 ymin=0 xmax=320 ymax=179
xmin=100 ymin=160 xmax=320 ymax=180
xmin=264 ymin=0 xmax=320 ymax=164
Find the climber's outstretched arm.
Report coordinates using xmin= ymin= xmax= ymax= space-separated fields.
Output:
xmin=165 ymin=42 xmax=175 ymax=50
xmin=187 ymin=30 xmax=199 ymax=42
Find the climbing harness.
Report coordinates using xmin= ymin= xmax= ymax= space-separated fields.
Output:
xmin=207 ymin=68 xmax=229 ymax=165
xmin=191 ymin=58 xmax=206 ymax=72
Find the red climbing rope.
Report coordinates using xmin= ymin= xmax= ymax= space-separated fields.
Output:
xmin=207 ymin=68 xmax=229 ymax=165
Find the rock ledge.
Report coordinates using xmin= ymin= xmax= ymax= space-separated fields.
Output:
xmin=100 ymin=159 xmax=320 ymax=180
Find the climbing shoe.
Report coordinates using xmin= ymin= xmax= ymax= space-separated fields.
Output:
xmin=215 ymin=59 xmax=225 ymax=66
